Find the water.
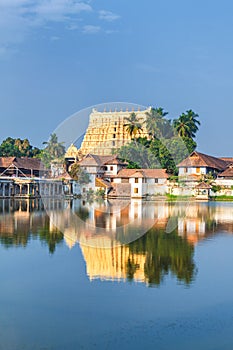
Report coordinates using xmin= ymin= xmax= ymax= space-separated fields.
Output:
xmin=0 ymin=199 xmax=233 ymax=349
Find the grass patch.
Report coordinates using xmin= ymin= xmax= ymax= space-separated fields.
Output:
xmin=166 ymin=194 xmax=193 ymax=201
xmin=210 ymin=195 xmax=233 ymax=201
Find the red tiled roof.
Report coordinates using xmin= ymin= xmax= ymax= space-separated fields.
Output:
xmin=78 ymin=154 xmax=128 ymax=167
xmin=78 ymin=154 xmax=118 ymax=166
xmin=195 ymin=182 xmax=212 ymax=189
xmin=177 ymin=151 xmax=227 ymax=170
xmin=220 ymin=157 xmax=233 ymax=165
xmin=95 ymin=178 xmax=111 ymax=188
xmin=104 ymin=157 xmax=128 ymax=165
xmin=0 ymin=157 xmax=16 ymax=168
xmin=54 ymin=171 xmax=72 ymax=180
xmin=117 ymin=168 xmax=168 ymax=179
xmin=0 ymin=157 xmax=46 ymax=171
xmin=218 ymin=167 xmax=233 ymax=178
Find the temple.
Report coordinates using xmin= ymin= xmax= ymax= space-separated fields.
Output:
xmin=73 ymin=107 xmax=151 ymax=157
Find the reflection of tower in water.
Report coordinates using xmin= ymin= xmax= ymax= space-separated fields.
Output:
xmin=79 ymin=240 xmax=146 ymax=283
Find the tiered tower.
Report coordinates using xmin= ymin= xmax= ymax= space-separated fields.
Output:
xmin=79 ymin=107 xmax=151 ymax=156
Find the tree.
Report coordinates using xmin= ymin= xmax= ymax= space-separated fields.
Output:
xmin=69 ymin=163 xmax=90 ymax=184
xmin=173 ymin=110 xmax=200 ymax=139
xmin=144 ymin=107 xmax=171 ymax=139
xmin=43 ymin=133 xmax=65 ymax=159
xmin=118 ymin=227 xmax=196 ymax=287
xmin=42 ymin=133 xmax=65 ymax=167
xmin=118 ymin=140 xmax=160 ymax=169
xmin=124 ymin=112 xmax=143 ymax=139
xmin=0 ymin=137 xmax=42 ymax=158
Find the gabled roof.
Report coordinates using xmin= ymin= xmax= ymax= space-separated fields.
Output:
xmin=78 ymin=154 xmax=125 ymax=167
xmin=0 ymin=157 xmax=16 ymax=168
xmin=129 ymin=170 xmax=145 ymax=178
xmin=219 ymin=157 xmax=233 ymax=165
xmin=0 ymin=157 xmax=46 ymax=171
xmin=195 ymin=182 xmax=212 ymax=189
xmin=218 ymin=166 xmax=233 ymax=178
xmin=104 ymin=157 xmax=127 ymax=166
xmin=95 ymin=178 xmax=111 ymax=188
xmin=117 ymin=168 xmax=168 ymax=179
xmin=54 ymin=171 xmax=72 ymax=180
xmin=177 ymin=151 xmax=227 ymax=171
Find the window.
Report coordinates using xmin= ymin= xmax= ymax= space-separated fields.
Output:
xmin=114 ymin=121 xmax=117 ymax=125
xmin=135 ymin=178 xmax=138 ymax=183
xmin=114 ymin=127 xmax=116 ymax=132
xmin=113 ymin=134 xmax=116 ymax=138
xmin=154 ymin=178 xmax=158 ymax=183
xmin=134 ymin=188 xmax=138 ymax=194
xmin=83 ymin=188 xmax=86 ymax=193
xmin=110 ymin=166 xmax=114 ymax=171
xmin=112 ymin=141 xmax=115 ymax=146
xmin=196 ymin=167 xmax=201 ymax=173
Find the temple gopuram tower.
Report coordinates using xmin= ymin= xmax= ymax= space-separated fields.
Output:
xmin=79 ymin=107 xmax=151 ymax=156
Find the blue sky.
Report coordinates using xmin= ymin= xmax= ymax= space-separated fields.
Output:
xmin=0 ymin=0 xmax=232 ymax=156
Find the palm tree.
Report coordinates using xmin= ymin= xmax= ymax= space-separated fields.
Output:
xmin=173 ymin=110 xmax=200 ymax=139
xmin=144 ymin=107 xmax=170 ymax=139
xmin=43 ymin=133 xmax=65 ymax=160
xmin=186 ymin=109 xmax=200 ymax=136
xmin=124 ymin=112 xmax=143 ymax=139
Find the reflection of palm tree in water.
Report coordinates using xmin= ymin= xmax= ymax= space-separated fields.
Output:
xmin=127 ymin=228 xmax=196 ymax=286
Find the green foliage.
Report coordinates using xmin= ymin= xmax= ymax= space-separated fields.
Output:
xmin=173 ymin=110 xmax=200 ymax=138
xmin=0 ymin=214 xmax=63 ymax=255
xmin=75 ymin=207 xmax=90 ymax=221
xmin=210 ymin=195 xmax=233 ymax=201
xmin=118 ymin=140 xmax=160 ymax=169
xmin=124 ymin=112 xmax=143 ymax=138
xmin=125 ymin=228 xmax=196 ymax=286
xmin=0 ymin=137 xmax=42 ymax=158
xmin=95 ymin=188 xmax=105 ymax=197
xmin=118 ymin=106 xmax=200 ymax=175
xmin=42 ymin=133 xmax=65 ymax=168
xmin=69 ymin=163 xmax=90 ymax=184
xmin=211 ymin=185 xmax=222 ymax=193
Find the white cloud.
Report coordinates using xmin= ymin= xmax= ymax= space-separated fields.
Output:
xmin=34 ymin=0 xmax=92 ymax=22
xmin=0 ymin=0 xmax=92 ymax=54
xmin=0 ymin=1 xmax=120 ymax=55
xmin=82 ymin=25 xmax=100 ymax=34
xmin=99 ymin=10 xmax=120 ymax=22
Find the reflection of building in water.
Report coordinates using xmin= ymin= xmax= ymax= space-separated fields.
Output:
xmin=178 ymin=218 xmax=206 ymax=244
xmin=79 ymin=242 xmax=146 ymax=282
xmin=0 ymin=199 xmax=48 ymax=237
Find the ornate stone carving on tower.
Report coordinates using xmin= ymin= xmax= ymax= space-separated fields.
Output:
xmin=78 ymin=107 xmax=151 ymax=156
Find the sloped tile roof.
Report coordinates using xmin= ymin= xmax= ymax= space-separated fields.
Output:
xmin=117 ymin=168 xmax=168 ymax=179
xmin=95 ymin=178 xmax=111 ymax=188
xmin=218 ymin=166 xmax=233 ymax=178
xmin=195 ymin=182 xmax=212 ymax=189
xmin=219 ymin=157 xmax=233 ymax=165
xmin=78 ymin=154 xmax=118 ymax=166
xmin=177 ymin=151 xmax=227 ymax=170
xmin=54 ymin=171 xmax=72 ymax=180
xmin=0 ymin=157 xmax=16 ymax=168
xmin=0 ymin=157 xmax=46 ymax=171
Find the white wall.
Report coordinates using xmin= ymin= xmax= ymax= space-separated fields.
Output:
xmin=179 ymin=167 xmax=207 ymax=176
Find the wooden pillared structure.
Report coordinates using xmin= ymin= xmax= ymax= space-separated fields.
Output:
xmin=0 ymin=157 xmax=48 ymax=178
